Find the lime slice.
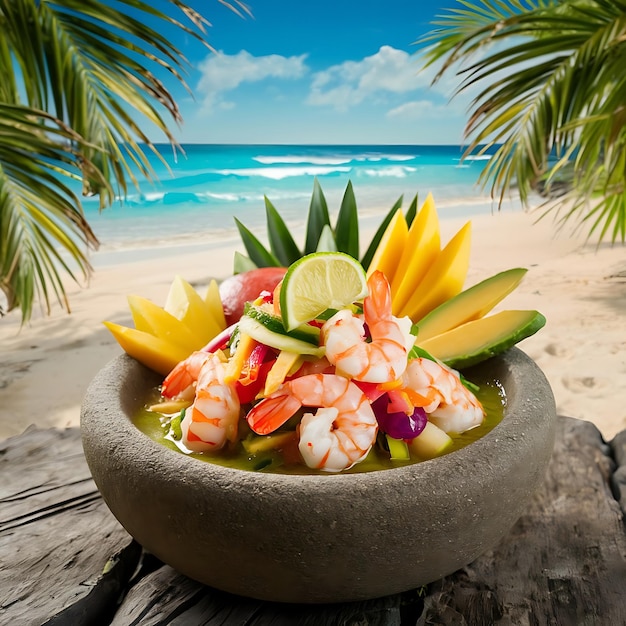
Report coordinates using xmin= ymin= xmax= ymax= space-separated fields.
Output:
xmin=279 ymin=252 xmax=368 ymax=331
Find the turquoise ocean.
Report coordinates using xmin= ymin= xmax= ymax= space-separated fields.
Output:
xmin=82 ymin=144 xmax=520 ymax=266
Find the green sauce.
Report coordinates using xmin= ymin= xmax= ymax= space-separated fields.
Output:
xmin=133 ymin=373 xmax=506 ymax=475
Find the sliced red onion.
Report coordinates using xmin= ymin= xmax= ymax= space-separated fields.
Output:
xmin=372 ymin=395 xmax=427 ymax=440
xmin=202 ymin=323 xmax=238 ymax=353
xmin=243 ymin=343 xmax=270 ymax=382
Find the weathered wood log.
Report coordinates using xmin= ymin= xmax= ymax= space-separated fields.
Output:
xmin=1 ymin=417 xmax=625 ymax=625
xmin=419 ymin=418 xmax=626 ymax=626
xmin=0 ymin=427 xmax=136 ymax=626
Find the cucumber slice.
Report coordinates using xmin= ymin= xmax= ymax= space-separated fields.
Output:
xmin=243 ymin=302 xmax=321 ymax=346
xmin=237 ymin=316 xmax=325 ymax=357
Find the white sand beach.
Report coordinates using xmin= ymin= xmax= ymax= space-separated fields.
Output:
xmin=1 ymin=206 xmax=625 ymax=442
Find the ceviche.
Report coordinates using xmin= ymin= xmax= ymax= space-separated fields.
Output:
xmin=146 ymin=254 xmax=498 ymax=474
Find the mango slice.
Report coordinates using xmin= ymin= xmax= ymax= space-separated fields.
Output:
xmin=419 ymin=309 xmax=546 ymax=369
xmin=127 ymin=295 xmax=201 ymax=353
xmin=366 ymin=209 xmax=408 ymax=284
xmin=414 ymin=268 xmax=528 ymax=342
xmin=390 ymin=193 xmax=441 ymax=315
xmin=264 ymin=350 xmax=303 ymax=396
xmin=164 ymin=275 xmax=222 ymax=344
xmin=224 ymin=332 xmax=257 ymax=384
xmin=204 ymin=279 xmax=227 ymax=331
xmin=103 ymin=321 xmax=190 ymax=376
xmin=400 ymin=221 xmax=472 ymax=322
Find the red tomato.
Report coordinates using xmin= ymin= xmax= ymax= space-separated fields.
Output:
xmin=219 ymin=267 xmax=287 ymax=326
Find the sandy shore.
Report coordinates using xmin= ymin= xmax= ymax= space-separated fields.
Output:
xmin=1 ymin=206 xmax=625 ymax=441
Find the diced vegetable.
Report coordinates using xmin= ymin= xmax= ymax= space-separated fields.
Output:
xmin=242 ymin=431 xmax=298 ymax=455
xmin=235 ymin=361 xmax=275 ymax=404
xmin=203 ymin=323 xmax=237 ymax=353
xmin=169 ymin=411 xmax=184 ymax=441
xmin=244 ymin=302 xmax=321 ymax=345
xmin=264 ymin=351 xmax=303 ymax=396
xmin=148 ymin=399 xmax=191 ymax=414
xmin=372 ymin=395 xmax=427 ymax=440
xmin=239 ymin=343 xmax=270 ymax=386
xmin=385 ymin=435 xmax=410 ymax=461
xmin=408 ymin=422 xmax=454 ymax=460
xmin=224 ymin=333 xmax=258 ymax=384
xmin=237 ymin=315 xmax=325 ymax=357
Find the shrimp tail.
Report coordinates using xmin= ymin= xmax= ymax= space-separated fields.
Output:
xmin=247 ymin=393 xmax=302 ymax=435
xmin=364 ymin=270 xmax=391 ymax=322
xmin=162 ymin=351 xmax=209 ymax=399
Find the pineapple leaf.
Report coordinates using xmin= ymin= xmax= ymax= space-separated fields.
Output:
xmin=234 ymin=218 xmax=281 ymax=268
xmin=405 ymin=194 xmax=418 ymax=227
xmin=316 ymin=224 xmax=338 ymax=252
xmin=334 ymin=180 xmax=359 ymax=259
xmin=360 ymin=195 xmax=404 ymax=270
xmin=304 ymin=178 xmax=331 ymax=254
xmin=233 ymin=251 xmax=258 ymax=274
xmin=264 ymin=196 xmax=302 ymax=265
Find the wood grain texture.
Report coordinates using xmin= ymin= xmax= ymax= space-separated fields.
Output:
xmin=0 ymin=428 xmax=136 ymax=626
xmin=419 ymin=418 xmax=626 ymax=626
xmin=1 ymin=417 xmax=624 ymax=625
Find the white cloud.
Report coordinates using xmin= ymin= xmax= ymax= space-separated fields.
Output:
xmin=197 ymin=50 xmax=308 ymax=108
xmin=387 ymin=100 xmax=438 ymax=119
xmin=387 ymin=97 xmax=467 ymax=120
xmin=307 ymin=45 xmax=432 ymax=111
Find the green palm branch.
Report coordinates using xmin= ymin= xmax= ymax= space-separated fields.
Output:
xmin=0 ymin=0 xmax=250 ymax=321
xmin=0 ymin=104 xmax=107 ymax=321
xmin=419 ymin=0 xmax=626 ymax=243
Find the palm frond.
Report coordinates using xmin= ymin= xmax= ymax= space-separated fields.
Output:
xmin=419 ymin=0 xmax=626 ymax=243
xmin=0 ymin=104 xmax=106 ymax=319
xmin=0 ymin=0 xmax=248 ymax=320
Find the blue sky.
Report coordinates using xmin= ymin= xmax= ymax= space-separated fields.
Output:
xmin=155 ymin=1 xmax=470 ymax=145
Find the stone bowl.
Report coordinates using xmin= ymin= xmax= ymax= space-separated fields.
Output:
xmin=81 ymin=347 xmax=556 ymax=604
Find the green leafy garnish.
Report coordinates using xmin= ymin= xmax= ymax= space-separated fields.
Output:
xmin=233 ymin=178 xmax=417 ymax=273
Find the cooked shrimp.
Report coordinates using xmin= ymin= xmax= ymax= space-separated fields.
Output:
xmin=180 ymin=352 xmax=240 ymax=453
xmin=161 ymin=350 xmax=211 ymax=400
xmin=321 ymin=271 xmax=414 ymax=383
xmin=292 ymin=355 xmax=334 ymax=377
xmin=402 ymin=357 xmax=485 ymax=434
xmin=246 ymin=373 xmax=378 ymax=472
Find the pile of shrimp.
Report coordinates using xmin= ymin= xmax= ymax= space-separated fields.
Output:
xmin=159 ymin=271 xmax=485 ymax=473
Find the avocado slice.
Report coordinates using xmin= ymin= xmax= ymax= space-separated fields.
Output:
xmin=419 ymin=309 xmax=546 ymax=369
xmin=414 ymin=268 xmax=528 ymax=342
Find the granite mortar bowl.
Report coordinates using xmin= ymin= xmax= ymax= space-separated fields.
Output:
xmin=81 ymin=347 xmax=556 ymax=604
